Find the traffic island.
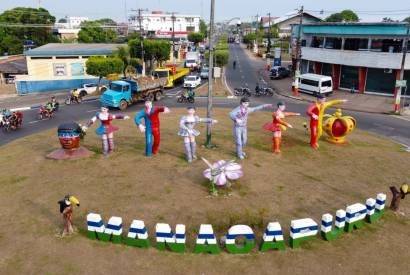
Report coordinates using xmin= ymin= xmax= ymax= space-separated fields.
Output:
xmin=0 ymin=109 xmax=409 ymax=274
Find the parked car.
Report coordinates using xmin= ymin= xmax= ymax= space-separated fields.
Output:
xmin=200 ymin=67 xmax=209 ymax=79
xmin=270 ymin=66 xmax=291 ymax=80
xmin=183 ymin=75 xmax=201 ymax=88
xmin=71 ymin=83 xmax=107 ymax=97
xmin=292 ymin=74 xmax=333 ymax=96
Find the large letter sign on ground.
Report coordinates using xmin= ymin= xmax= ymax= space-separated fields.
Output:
xmin=87 ymin=213 xmax=105 ymax=240
xmin=155 ymin=223 xmax=186 ymax=253
xmin=225 ymin=225 xmax=255 ymax=254
xmin=126 ymin=220 xmax=150 ymax=248
xmin=290 ymin=218 xmax=318 ymax=249
xmin=194 ymin=224 xmax=220 ymax=254
xmin=260 ymin=222 xmax=285 ymax=251
xmin=345 ymin=203 xmax=367 ymax=232
xmin=101 ymin=216 xmax=123 ymax=243
xmin=87 ymin=214 xmax=123 ymax=243
xmin=321 ymin=210 xmax=346 ymax=241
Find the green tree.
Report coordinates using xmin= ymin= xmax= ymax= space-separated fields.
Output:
xmin=325 ymin=10 xmax=359 ymax=22
xmin=243 ymin=33 xmax=257 ymax=45
xmin=0 ymin=7 xmax=57 ymax=55
xmin=86 ymin=57 xmax=124 ymax=89
xmin=78 ymin=20 xmax=117 ymax=43
xmin=200 ymin=19 xmax=208 ymax=37
xmin=129 ymin=39 xmax=171 ymax=72
xmin=115 ymin=46 xmax=141 ymax=77
xmin=188 ymin=32 xmax=205 ymax=45
xmin=403 ymin=16 xmax=410 ymax=23
xmin=214 ymin=50 xmax=229 ymax=67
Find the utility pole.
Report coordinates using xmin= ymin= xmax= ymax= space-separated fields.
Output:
xmin=171 ymin=12 xmax=176 ymax=64
xmin=293 ymin=5 xmax=304 ymax=97
xmin=267 ymin=13 xmax=272 ymax=54
xmin=205 ymin=0 xmax=216 ymax=148
xmin=134 ymin=8 xmax=146 ymax=76
xmin=394 ymin=21 xmax=410 ymax=114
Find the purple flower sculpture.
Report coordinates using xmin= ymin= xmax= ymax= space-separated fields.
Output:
xmin=202 ymin=158 xmax=243 ymax=195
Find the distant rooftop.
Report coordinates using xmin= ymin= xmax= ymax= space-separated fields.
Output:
xmin=25 ymin=43 xmax=126 ymax=56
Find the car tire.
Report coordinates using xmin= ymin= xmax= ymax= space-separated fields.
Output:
xmin=119 ymin=100 xmax=127 ymax=111
xmin=80 ymin=90 xmax=87 ymax=97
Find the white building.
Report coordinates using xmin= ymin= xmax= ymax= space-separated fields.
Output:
xmin=53 ymin=16 xmax=89 ymax=40
xmin=129 ymin=11 xmax=201 ymax=39
xmin=56 ymin=16 xmax=89 ymax=29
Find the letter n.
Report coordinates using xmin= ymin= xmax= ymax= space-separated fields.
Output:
xmin=155 ymin=223 xmax=186 ymax=253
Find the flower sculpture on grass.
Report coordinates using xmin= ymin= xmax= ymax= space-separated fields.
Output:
xmin=202 ymin=158 xmax=244 ymax=195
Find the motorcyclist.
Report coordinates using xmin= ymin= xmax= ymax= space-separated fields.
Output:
xmin=184 ymin=88 xmax=195 ymax=99
xmin=45 ymin=96 xmax=59 ymax=113
xmin=1 ymin=108 xmax=11 ymax=117
xmin=233 ymin=61 xmax=237 ymax=70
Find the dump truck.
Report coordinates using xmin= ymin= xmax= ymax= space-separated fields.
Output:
xmin=154 ymin=64 xmax=190 ymax=88
xmin=100 ymin=76 xmax=167 ymax=110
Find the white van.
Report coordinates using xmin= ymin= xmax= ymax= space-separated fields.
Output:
xmin=294 ymin=74 xmax=333 ymax=96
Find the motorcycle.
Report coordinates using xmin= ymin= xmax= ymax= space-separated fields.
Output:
xmin=254 ymin=86 xmax=274 ymax=97
xmin=65 ymin=94 xmax=82 ymax=105
xmin=177 ymin=94 xmax=195 ymax=103
xmin=234 ymin=87 xmax=251 ymax=97
xmin=2 ymin=111 xmax=23 ymax=132
xmin=38 ymin=106 xmax=54 ymax=120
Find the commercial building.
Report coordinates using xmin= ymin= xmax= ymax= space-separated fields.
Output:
xmin=291 ymin=22 xmax=410 ymax=96
xmin=129 ymin=11 xmax=201 ymax=39
xmin=15 ymin=43 xmax=124 ymax=94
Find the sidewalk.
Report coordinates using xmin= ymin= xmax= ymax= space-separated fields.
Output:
xmin=265 ymin=75 xmax=396 ymax=114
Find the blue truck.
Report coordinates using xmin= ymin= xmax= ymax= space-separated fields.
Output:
xmin=100 ymin=77 xmax=168 ymax=110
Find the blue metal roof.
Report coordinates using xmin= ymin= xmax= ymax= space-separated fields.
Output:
xmin=292 ymin=23 xmax=409 ymax=36
xmin=24 ymin=50 xmax=114 ymax=56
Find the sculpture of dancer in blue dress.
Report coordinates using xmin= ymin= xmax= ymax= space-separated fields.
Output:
xmin=178 ymin=106 xmax=218 ymax=163
xmin=84 ymin=106 xmax=129 ymax=155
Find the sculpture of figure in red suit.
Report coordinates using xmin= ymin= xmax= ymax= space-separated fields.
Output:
xmin=306 ymin=95 xmax=347 ymax=149
xmin=263 ymin=102 xmax=300 ymax=154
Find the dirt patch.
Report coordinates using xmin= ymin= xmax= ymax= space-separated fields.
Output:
xmin=0 ymin=108 xmax=409 ymax=274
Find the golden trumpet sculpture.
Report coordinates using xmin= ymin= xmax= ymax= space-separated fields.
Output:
xmin=323 ymin=109 xmax=356 ymax=144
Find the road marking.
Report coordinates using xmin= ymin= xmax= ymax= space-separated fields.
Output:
xmin=28 ymin=120 xmax=41 ymax=124
xmin=87 ymin=109 xmax=100 ymax=113
xmin=392 ymin=115 xmax=410 ymax=122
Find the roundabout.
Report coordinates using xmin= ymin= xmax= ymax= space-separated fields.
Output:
xmin=0 ymin=108 xmax=409 ymax=274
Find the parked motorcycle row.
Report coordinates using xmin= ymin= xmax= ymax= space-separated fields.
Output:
xmin=234 ymin=84 xmax=274 ymax=97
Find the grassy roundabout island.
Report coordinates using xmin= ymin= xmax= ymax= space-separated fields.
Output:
xmin=0 ymin=108 xmax=409 ymax=274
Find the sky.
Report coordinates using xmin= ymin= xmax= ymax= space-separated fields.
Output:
xmin=1 ymin=0 xmax=410 ymax=23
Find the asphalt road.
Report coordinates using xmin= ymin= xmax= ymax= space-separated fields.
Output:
xmin=226 ymin=43 xmax=410 ymax=148
xmin=1 ymin=44 xmax=410 ymax=148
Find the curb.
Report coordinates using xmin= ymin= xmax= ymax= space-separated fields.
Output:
xmin=9 ymin=96 xmax=99 ymax=112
